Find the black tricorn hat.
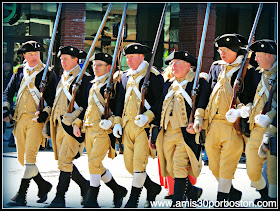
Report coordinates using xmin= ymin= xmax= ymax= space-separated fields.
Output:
xmin=123 ymin=43 xmax=152 ymax=56
xmin=79 ymin=50 xmax=87 ymax=59
xmin=57 ymin=46 xmax=85 ymax=59
xmin=165 ymin=50 xmax=197 ymax=66
xmin=249 ymin=39 xmax=277 ymax=55
xmin=17 ymin=40 xmax=45 ymax=55
xmin=89 ymin=52 xmax=113 ymax=65
xmin=215 ymin=33 xmax=247 ymax=53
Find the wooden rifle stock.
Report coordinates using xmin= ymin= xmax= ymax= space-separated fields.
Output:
xmin=67 ymin=82 xmax=80 ymax=113
xmin=104 ymin=3 xmax=127 ymax=119
xmin=104 ymin=45 xmax=124 ymax=119
xmin=261 ymin=81 xmax=276 ymax=115
xmin=231 ymin=51 xmax=252 ymax=136
xmin=37 ymin=3 xmax=62 ymax=112
xmin=230 ymin=3 xmax=263 ymax=135
xmin=230 ymin=52 xmax=252 ymax=109
xmin=138 ymin=3 xmax=167 ymax=115
xmin=189 ymin=92 xmax=197 ymax=124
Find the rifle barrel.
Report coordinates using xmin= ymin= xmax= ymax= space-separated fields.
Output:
xmin=143 ymin=3 xmax=167 ymax=85
xmin=138 ymin=3 xmax=167 ymax=115
xmin=76 ymin=3 xmax=112 ymax=84
xmin=235 ymin=3 xmax=263 ymax=80
xmin=192 ymin=3 xmax=211 ymax=94
xmin=42 ymin=3 xmax=62 ymax=81
xmin=106 ymin=3 xmax=128 ymax=88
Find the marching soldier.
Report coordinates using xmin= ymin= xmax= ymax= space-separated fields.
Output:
xmin=203 ymin=33 xmax=259 ymax=206
xmin=3 ymin=40 xmax=57 ymax=206
xmin=46 ymin=46 xmax=92 ymax=208
xmin=80 ymin=52 xmax=127 ymax=208
xmin=151 ymin=51 xmax=210 ymax=207
xmin=113 ymin=43 xmax=163 ymax=208
xmin=238 ymin=39 xmax=277 ymax=204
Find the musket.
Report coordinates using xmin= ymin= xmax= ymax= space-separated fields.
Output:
xmin=230 ymin=3 xmax=263 ymax=135
xmin=104 ymin=3 xmax=127 ymax=119
xmin=261 ymin=80 xmax=276 ymax=115
xmin=37 ymin=3 xmax=62 ymax=112
xmin=189 ymin=3 xmax=211 ymax=125
xmin=66 ymin=3 xmax=112 ymax=114
xmin=138 ymin=3 xmax=167 ymax=115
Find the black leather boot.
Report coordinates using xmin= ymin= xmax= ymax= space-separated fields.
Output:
xmin=254 ymin=186 xmax=270 ymax=205
xmin=143 ymin=174 xmax=162 ymax=208
xmin=105 ymin=177 xmax=128 ymax=208
xmin=46 ymin=171 xmax=71 ymax=208
xmin=33 ymin=172 xmax=52 ymax=203
xmin=185 ymin=177 xmax=203 ymax=202
xmin=171 ymin=178 xmax=187 ymax=208
xmin=229 ymin=185 xmax=242 ymax=202
xmin=8 ymin=178 xmax=31 ymax=206
xmin=83 ymin=186 xmax=100 ymax=208
xmin=71 ymin=165 xmax=90 ymax=205
xmin=124 ymin=186 xmax=143 ymax=208
xmin=216 ymin=192 xmax=229 ymax=208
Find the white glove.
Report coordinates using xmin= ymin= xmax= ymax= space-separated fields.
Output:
xmin=113 ymin=123 xmax=122 ymax=138
xmin=240 ymin=106 xmax=251 ymax=118
xmin=225 ymin=108 xmax=240 ymax=123
xmin=193 ymin=115 xmax=203 ymax=133
xmin=99 ymin=119 xmax=112 ymax=130
xmin=258 ymin=132 xmax=272 ymax=158
xmin=254 ymin=114 xmax=272 ymax=128
xmin=134 ymin=114 xmax=149 ymax=127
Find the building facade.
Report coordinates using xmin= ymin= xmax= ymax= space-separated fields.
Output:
xmin=3 ymin=3 xmax=277 ymax=77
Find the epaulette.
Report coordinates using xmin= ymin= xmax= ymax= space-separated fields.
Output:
xmin=84 ymin=72 xmax=91 ymax=77
xmin=199 ymin=72 xmax=209 ymax=81
xmin=13 ymin=64 xmax=25 ymax=74
xmin=113 ymin=71 xmax=123 ymax=83
xmin=247 ymin=64 xmax=253 ymax=69
xmin=151 ymin=66 xmax=160 ymax=76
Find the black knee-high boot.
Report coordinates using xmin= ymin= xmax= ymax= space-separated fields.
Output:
xmin=216 ymin=192 xmax=229 ymax=208
xmin=124 ymin=186 xmax=143 ymax=208
xmin=71 ymin=165 xmax=90 ymax=205
xmin=185 ymin=177 xmax=203 ymax=202
xmin=33 ymin=172 xmax=52 ymax=203
xmin=105 ymin=177 xmax=128 ymax=208
xmin=228 ymin=185 xmax=242 ymax=201
xmin=46 ymin=171 xmax=71 ymax=208
xmin=83 ymin=186 xmax=100 ymax=208
xmin=143 ymin=174 xmax=162 ymax=208
xmin=8 ymin=178 xmax=31 ymax=206
xmin=171 ymin=178 xmax=187 ymax=208
xmin=254 ymin=186 xmax=270 ymax=204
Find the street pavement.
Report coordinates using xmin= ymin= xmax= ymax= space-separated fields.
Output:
xmin=2 ymin=137 xmax=273 ymax=209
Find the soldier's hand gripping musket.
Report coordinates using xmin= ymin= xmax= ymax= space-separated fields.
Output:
xmin=103 ymin=3 xmax=127 ymax=120
xmin=60 ymin=3 xmax=112 ymax=143
xmin=137 ymin=3 xmax=167 ymax=149
xmin=33 ymin=3 xmax=62 ymax=129
xmin=100 ymin=3 xmax=127 ymax=153
xmin=226 ymin=3 xmax=263 ymax=137
xmin=138 ymin=3 xmax=167 ymax=116
xmin=187 ymin=3 xmax=211 ymax=136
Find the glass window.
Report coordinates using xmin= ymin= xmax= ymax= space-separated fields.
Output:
xmin=3 ymin=3 xmax=58 ymax=67
xmin=163 ymin=3 xmax=179 ymax=68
